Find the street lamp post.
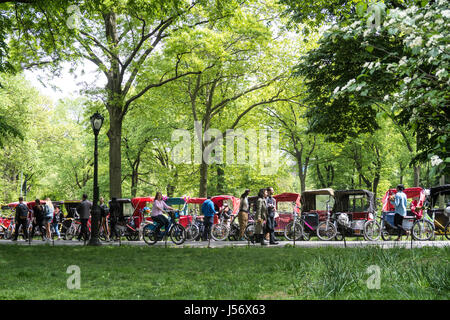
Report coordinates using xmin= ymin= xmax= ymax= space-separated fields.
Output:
xmin=88 ymin=112 xmax=104 ymax=246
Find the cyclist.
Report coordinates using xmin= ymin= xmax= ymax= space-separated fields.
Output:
xmin=151 ymin=192 xmax=174 ymax=238
xmin=201 ymin=197 xmax=216 ymax=241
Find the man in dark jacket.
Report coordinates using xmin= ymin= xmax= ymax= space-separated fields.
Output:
xmin=77 ymin=194 xmax=92 ymax=241
xmin=12 ymin=197 xmax=29 ymax=241
xmin=30 ymin=199 xmax=45 ymax=241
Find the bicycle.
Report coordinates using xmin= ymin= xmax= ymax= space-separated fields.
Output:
xmin=142 ymin=210 xmax=186 ymax=245
xmin=316 ymin=200 xmax=337 ymax=241
xmin=211 ymin=215 xmax=232 ymax=241
xmin=185 ymin=209 xmax=201 ymax=241
xmin=64 ymin=218 xmax=91 ymax=241
xmin=284 ymin=210 xmax=304 ymax=241
xmin=113 ymin=216 xmax=140 ymax=241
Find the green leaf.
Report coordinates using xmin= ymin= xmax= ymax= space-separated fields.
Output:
xmin=366 ymin=45 xmax=374 ymax=53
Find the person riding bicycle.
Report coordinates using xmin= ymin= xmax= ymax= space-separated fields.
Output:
xmin=151 ymin=192 xmax=174 ymax=238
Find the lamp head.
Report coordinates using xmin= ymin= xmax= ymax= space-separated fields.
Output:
xmin=90 ymin=112 xmax=104 ymax=134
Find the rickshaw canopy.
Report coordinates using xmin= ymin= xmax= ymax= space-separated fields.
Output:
xmin=301 ymin=189 xmax=335 ymax=212
xmin=273 ymin=193 xmax=301 ymax=213
xmin=210 ymin=195 xmax=240 ymax=214
xmin=381 ymin=187 xmax=425 ymax=213
xmin=333 ymin=189 xmax=375 ymax=213
xmin=131 ymin=197 xmax=154 ymax=216
xmin=429 ymin=184 xmax=450 ymax=207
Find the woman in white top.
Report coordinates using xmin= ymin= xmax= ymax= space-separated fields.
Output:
xmin=152 ymin=192 xmax=174 ymax=235
xmin=44 ymin=198 xmax=54 ymax=240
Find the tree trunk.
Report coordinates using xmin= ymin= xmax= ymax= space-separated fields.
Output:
xmin=216 ymin=164 xmax=225 ymax=194
xmin=199 ymin=161 xmax=208 ymax=197
xmin=130 ymin=156 xmax=140 ymax=198
xmin=414 ymin=165 xmax=420 ymax=187
xmin=107 ymin=108 xmax=123 ymax=198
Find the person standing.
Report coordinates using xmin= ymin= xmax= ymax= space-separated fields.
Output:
xmin=238 ymin=189 xmax=250 ymax=241
xmin=51 ymin=205 xmax=63 ymax=240
xmin=77 ymin=194 xmax=92 ymax=241
xmin=255 ymin=189 xmax=268 ymax=246
xmin=201 ymin=197 xmax=216 ymax=241
xmin=152 ymin=192 xmax=174 ymax=238
xmin=109 ymin=197 xmax=121 ymax=241
xmin=43 ymin=198 xmax=54 ymax=240
xmin=265 ymin=187 xmax=278 ymax=245
xmin=12 ymin=197 xmax=29 ymax=241
xmin=30 ymin=199 xmax=45 ymax=241
xmin=99 ymin=197 xmax=110 ymax=241
xmin=390 ymin=184 xmax=407 ymax=241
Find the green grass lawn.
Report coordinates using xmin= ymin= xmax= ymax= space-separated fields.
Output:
xmin=0 ymin=245 xmax=448 ymax=300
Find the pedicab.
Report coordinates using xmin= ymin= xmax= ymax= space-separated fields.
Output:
xmin=0 ymin=205 xmax=14 ymax=239
xmin=332 ymin=189 xmax=376 ymax=240
xmin=368 ymin=187 xmax=434 ymax=241
xmin=108 ymin=198 xmax=138 ymax=241
xmin=273 ymin=193 xmax=301 ymax=240
xmin=183 ymin=197 xmax=207 ymax=241
xmin=210 ymin=195 xmax=240 ymax=241
xmin=5 ymin=201 xmax=32 ymax=240
xmin=131 ymin=196 xmax=154 ymax=236
xmin=425 ymin=184 xmax=450 ymax=239
xmin=300 ymin=189 xmax=337 ymax=240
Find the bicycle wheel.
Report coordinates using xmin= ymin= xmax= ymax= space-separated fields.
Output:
xmin=228 ymin=224 xmax=239 ymax=241
xmin=142 ymin=224 xmax=158 ymax=245
xmin=244 ymin=223 xmax=255 ymax=241
xmin=316 ymin=221 xmax=337 ymax=241
xmin=211 ymin=224 xmax=228 ymax=241
xmin=364 ymin=220 xmax=381 ymax=241
xmin=170 ymin=224 xmax=186 ymax=245
xmin=284 ymin=221 xmax=303 ymax=241
xmin=302 ymin=229 xmax=311 ymax=241
xmin=186 ymin=223 xmax=200 ymax=241
xmin=412 ymin=219 xmax=434 ymax=241
xmin=381 ymin=226 xmax=394 ymax=241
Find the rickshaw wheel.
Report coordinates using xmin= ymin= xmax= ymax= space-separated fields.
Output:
xmin=186 ymin=224 xmax=200 ymax=241
xmin=381 ymin=228 xmax=394 ymax=241
xmin=284 ymin=221 xmax=303 ymax=241
xmin=335 ymin=232 xmax=344 ymax=241
xmin=244 ymin=224 xmax=255 ymax=241
xmin=142 ymin=225 xmax=157 ymax=245
xmin=444 ymin=222 xmax=450 ymax=241
xmin=170 ymin=224 xmax=186 ymax=245
xmin=316 ymin=221 xmax=337 ymax=241
xmin=364 ymin=220 xmax=381 ymax=241
xmin=211 ymin=224 xmax=228 ymax=241
xmin=412 ymin=219 xmax=434 ymax=241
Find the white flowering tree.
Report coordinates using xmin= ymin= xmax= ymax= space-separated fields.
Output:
xmin=295 ymin=0 xmax=449 ymax=179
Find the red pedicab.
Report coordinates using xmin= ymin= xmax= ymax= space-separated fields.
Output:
xmin=366 ymin=187 xmax=434 ymax=241
xmin=131 ymin=196 xmax=154 ymax=240
xmin=1 ymin=205 xmax=14 ymax=239
xmin=183 ymin=197 xmax=206 ymax=241
xmin=273 ymin=193 xmax=301 ymax=240
xmin=210 ymin=195 xmax=240 ymax=241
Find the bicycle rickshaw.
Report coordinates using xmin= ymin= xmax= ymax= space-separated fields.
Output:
xmin=210 ymin=195 xmax=240 ymax=241
xmin=366 ymin=187 xmax=434 ymax=241
xmin=300 ymin=188 xmax=337 ymax=240
xmin=273 ymin=193 xmax=301 ymax=240
xmin=425 ymin=184 xmax=450 ymax=239
xmin=181 ymin=197 xmax=206 ymax=241
xmin=1 ymin=205 xmax=14 ymax=239
xmin=332 ymin=189 xmax=376 ymax=240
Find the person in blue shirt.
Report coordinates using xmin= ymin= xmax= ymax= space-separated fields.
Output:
xmin=201 ymin=197 xmax=216 ymax=241
xmin=390 ymin=184 xmax=407 ymax=240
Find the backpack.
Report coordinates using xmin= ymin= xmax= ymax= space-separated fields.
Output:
xmin=34 ymin=205 xmax=44 ymax=220
xmin=16 ymin=203 xmax=28 ymax=218
xmin=43 ymin=204 xmax=52 ymax=218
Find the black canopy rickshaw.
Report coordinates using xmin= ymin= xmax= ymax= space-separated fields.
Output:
xmin=426 ymin=184 xmax=450 ymax=239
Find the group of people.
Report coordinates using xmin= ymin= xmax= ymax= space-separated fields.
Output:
xmin=200 ymin=187 xmax=279 ymax=245
xmin=12 ymin=196 xmax=63 ymax=241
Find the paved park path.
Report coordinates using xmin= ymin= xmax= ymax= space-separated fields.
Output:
xmin=1 ymin=239 xmax=449 ymax=249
